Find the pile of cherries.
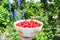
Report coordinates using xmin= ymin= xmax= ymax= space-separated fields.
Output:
xmin=16 ymin=20 xmax=42 ymax=28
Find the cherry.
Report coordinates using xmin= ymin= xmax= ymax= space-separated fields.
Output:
xmin=16 ymin=20 xmax=42 ymax=28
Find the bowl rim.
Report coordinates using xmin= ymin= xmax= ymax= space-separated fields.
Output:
xmin=14 ymin=19 xmax=43 ymax=29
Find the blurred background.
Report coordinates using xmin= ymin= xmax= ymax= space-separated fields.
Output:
xmin=0 ymin=0 xmax=60 ymax=40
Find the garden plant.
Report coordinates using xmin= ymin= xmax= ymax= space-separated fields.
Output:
xmin=0 ymin=0 xmax=59 ymax=40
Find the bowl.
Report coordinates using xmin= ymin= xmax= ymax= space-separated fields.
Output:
xmin=14 ymin=20 xmax=43 ymax=37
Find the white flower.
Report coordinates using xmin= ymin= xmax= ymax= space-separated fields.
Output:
xmin=0 ymin=32 xmax=9 ymax=40
xmin=0 ymin=36 xmax=6 ymax=40
xmin=31 ymin=16 xmax=35 ymax=19
xmin=2 ymin=32 xmax=9 ymax=36
xmin=36 ymin=16 xmax=40 ymax=18
xmin=52 ymin=15 xmax=58 ymax=19
xmin=31 ymin=16 xmax=40 ymax=19
xmin=9 ymin=0 xmax=15 ymax=4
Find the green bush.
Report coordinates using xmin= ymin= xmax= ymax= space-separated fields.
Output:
xmin=0 ymin=0 xmax=59 ymax=40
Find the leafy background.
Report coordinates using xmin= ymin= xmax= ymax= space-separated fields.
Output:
xmin=0 ymin=0 xmax=60 ymax=40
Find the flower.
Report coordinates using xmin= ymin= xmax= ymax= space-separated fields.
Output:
xmin=2 ymin=32 xmax=9 ymax=36
xmin=22 ymin=8 xmax=24 ymax=16
xmin=10 ymin=12 xmax=13 ymax=19
xmin=22 ymin=17 xmax=25 ymax=20
xmin=9 ymin=0 xmax=15 ymax=4
xmin=17 ymin=15 xmax=20 ymax=20
xmin=47 ymin=0 xmax=54 ymax=4
xmin=8 ymin=1 xmax=11 ymax=9
xmin=52 ymin=15 xmax=58 ymax=19
xmin=52 ymin=14 xmax=58 ymax=19
xmin=17 ymin=0 xmax=21 ymax=7
xmin=36 ymin=16 xmax=40 ymax=18
xmin=13 ymin=9 xmax=20 ymax=20
xmin=31 ymin=16 xmax=35 ymax=19
xmin=14 ymin=9 xmax=18 ymax=18
xmin=5 ymin=13 xmax=8 ymax=18
xmin=0 ymin=32 xmax=9 ymax=40
xmin=22 ymin=8 xmax=25 ymax=19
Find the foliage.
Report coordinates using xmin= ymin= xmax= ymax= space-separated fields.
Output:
xmin=0 ymin=0 xmax=59 ymax=40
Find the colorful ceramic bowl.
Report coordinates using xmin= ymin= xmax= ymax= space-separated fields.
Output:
xmin=14 ymin=20 xmax=43 ymax=37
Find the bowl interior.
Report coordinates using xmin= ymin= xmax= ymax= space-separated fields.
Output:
xmin=14 ymin=20 xmax=43 ymax=29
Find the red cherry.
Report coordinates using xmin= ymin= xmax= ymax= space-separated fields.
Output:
xmin=16 ymin=23 xmax=20 ymax=26
xmin=16 ymin=20 xmax=42 ymax=28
